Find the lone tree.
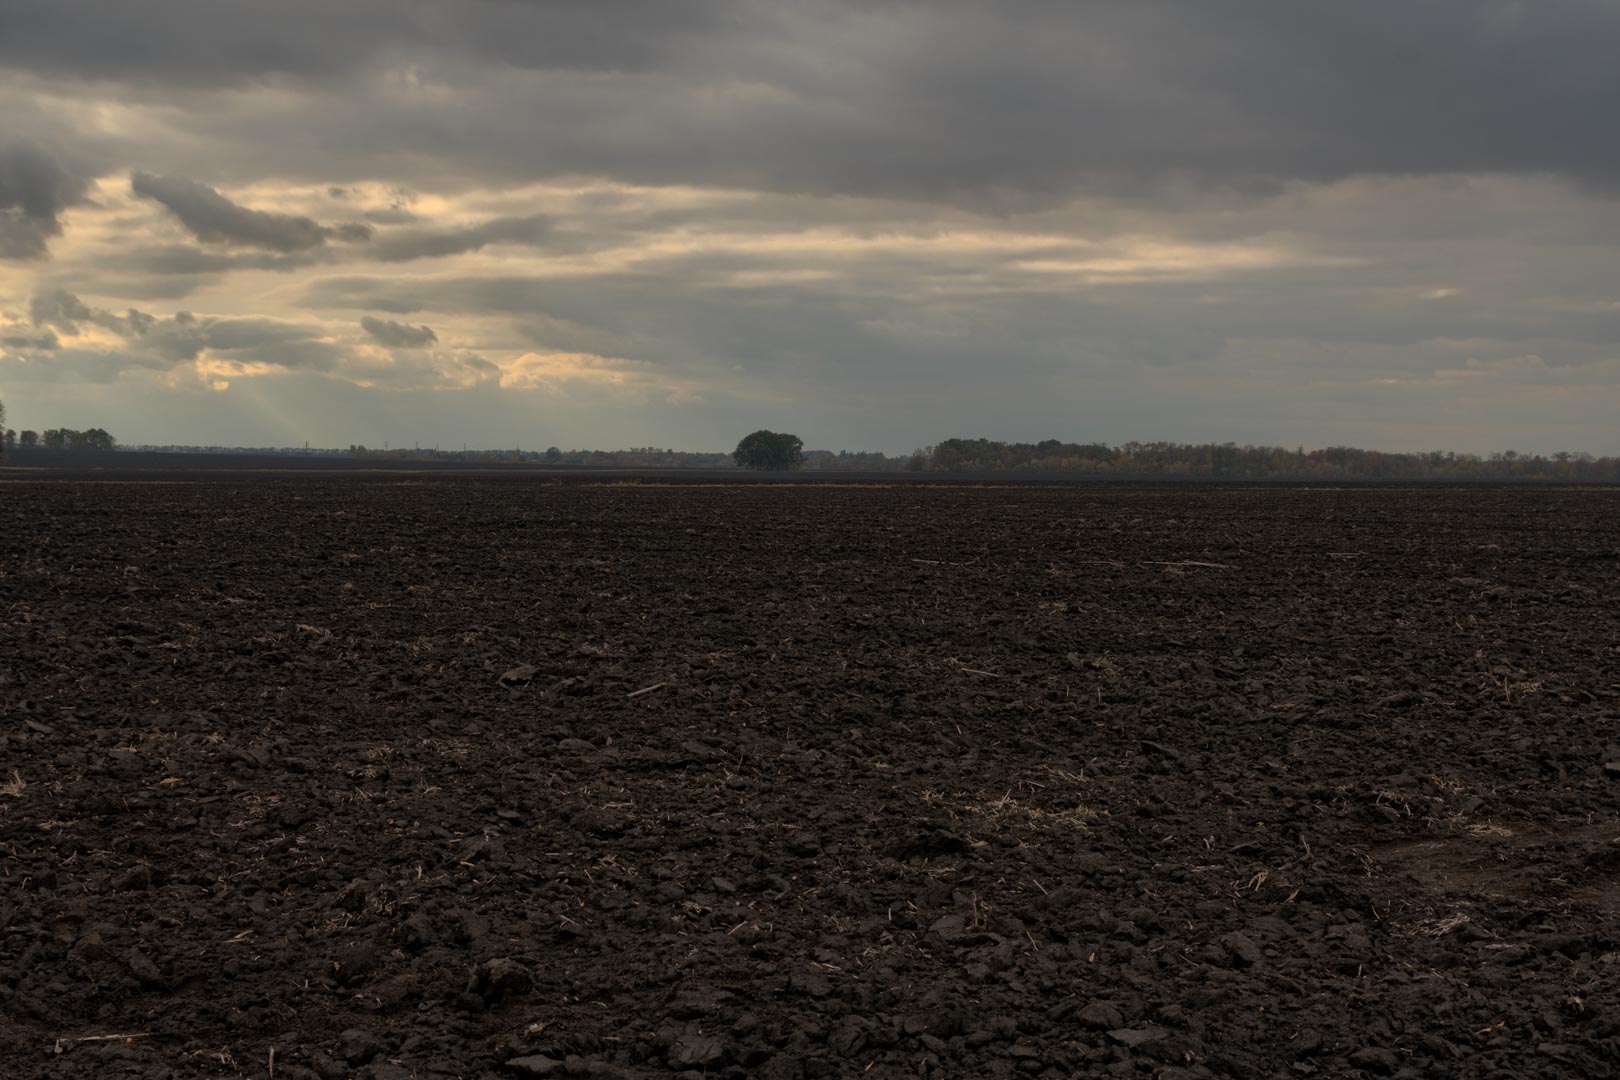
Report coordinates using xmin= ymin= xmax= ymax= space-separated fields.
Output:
xmin=733 ymin=429 xmax=804 ymax=471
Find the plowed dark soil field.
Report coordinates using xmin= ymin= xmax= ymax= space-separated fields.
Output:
xmin=3 ymin=478 xmax=1619 ymax=1080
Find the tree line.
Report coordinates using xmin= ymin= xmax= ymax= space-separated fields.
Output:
xmin=1 ymin=405 xmax=1614 ymax=481
xmin=2 ymin=427 xmax=118 ymax=454
xmin=910 ymin=438 xmax=1620 ymax=481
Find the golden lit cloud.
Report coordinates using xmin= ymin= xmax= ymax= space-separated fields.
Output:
xmin=498 ymin=350 xmax=663 ymax=393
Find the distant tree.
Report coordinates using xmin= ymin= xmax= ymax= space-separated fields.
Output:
xmin=733 ymin=429 xmax=804 ymax=471
xmin=42 ymin=428 xmax=66 ymax=449
xmin=545 ymin=446 xmax=562 ymax=462
xmin=2 ymin=429 xmax=14 ymax=454
xmin=20 ymin=429 xmax=38 ymax=448
xmin=81 ymin=428 xmax=116 ymax=451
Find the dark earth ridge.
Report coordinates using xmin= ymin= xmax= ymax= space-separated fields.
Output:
xmin=1 ymin=478 xmax=1618 ymax=1078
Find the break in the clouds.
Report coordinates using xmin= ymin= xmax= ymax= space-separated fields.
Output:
xmin=0 ymin=1 xmax=1617 ymax=453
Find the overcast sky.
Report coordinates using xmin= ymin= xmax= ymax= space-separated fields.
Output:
xmin=2 ymin=1 xmax=1617 ymax=454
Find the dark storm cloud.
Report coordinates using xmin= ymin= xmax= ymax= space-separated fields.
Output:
xmin=360 ymin=315 xmax=437 ymax=348
xmin=0 ymin=143 xmax=90 ymax=259
xmin=0 ymin=1 xmax=719 ymax=87
xmin=130 ymin=171 xmax=374 ymax=251
xmin=8 ymin=2 xmax=1619 ymax=199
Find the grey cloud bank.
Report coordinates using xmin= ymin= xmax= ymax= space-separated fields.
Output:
xmin=0 ymin=2 xmax=1616 ymax=453
xmin=6 ymin=2 xmax=1619 ymax=198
